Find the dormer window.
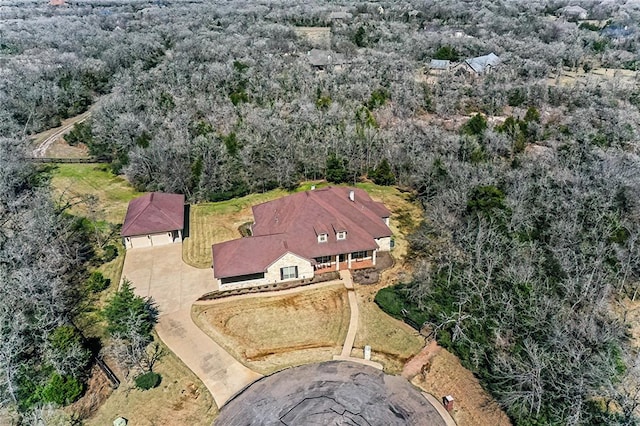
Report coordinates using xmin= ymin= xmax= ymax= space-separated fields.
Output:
xmin=318 ymin=233 xmax=328 ymax=243
xmin=336 ymin=231 xmax=346 ymax=240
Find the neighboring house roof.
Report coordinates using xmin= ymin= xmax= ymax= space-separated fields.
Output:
xmin=329 ymin=11 xmax=352 ymax=19
xmin=121 ymin=192 xmax=185 ymax=237
xmin=561 ymin=5 xmax=588 ymax=17
xmin=465 ymin=52 xmax=501 ymax=74
xmin=601 ymin=24 xmax=634 ymax=38
xmin=213 ymin=187 xmax=392 ymax=279
xmin=430 ymin=59 xmax=450 ymax=70
xmin=307 ymin=49 xmax=346 ymax=67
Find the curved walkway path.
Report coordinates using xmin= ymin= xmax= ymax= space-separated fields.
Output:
xmin=121 ymin=244 xmax=262 ymax=408
xmin=332 ymin=270 xmax=383 ymax=369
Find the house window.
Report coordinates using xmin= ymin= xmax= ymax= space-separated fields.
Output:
xmin=315 ymin=255 xmax=332 ymax=264
xmin=336 ymin=231 xmax=346 ymax=240
xmin=351 ymin=251 xmax=367 ymax=260
xmin=318 ymin=233 xmax=328 ymax=243
xmin=280 ymin=266 xmax=298 ymax=280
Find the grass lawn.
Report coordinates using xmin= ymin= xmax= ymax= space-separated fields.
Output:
xmin=184 ymin=181 xmax=422 ymax=268
xmin=49 ymin=163 xmax=142 ymax=224
xmin=192 ymin=284 xmax=350 ymax=375
xmin=353 ymin=289 xmax=425 ymax=374
xmin=84 ymin=338 xmax=217 ymax=426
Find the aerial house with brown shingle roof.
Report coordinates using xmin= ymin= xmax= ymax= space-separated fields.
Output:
xmin=212 ymin=187 xmax=392 ymax=289
xmin=121 ymin=192 xmax=185 ymax=249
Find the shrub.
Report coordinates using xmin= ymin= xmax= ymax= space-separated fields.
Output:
xmin=103 ymin=280 xmax=158 ymax=337
xmin=461 ymin=113 xmax=487 ymax=136
xmin=326 ymin=152 xmax=348 ymax=183
xmin=102 ymin=244 xmax=118 ymax=262
xmin=65 ymin=121 xmax=92 ymax=146
xmin=369 ymin=158 xmax=396 ymax=185
xmin=375 ymin=285 xmax=429 ymax=330
xmin=48 ymin=325 xmax=92 ymax=378
xmin=86 ymin=271 xmax=110 ymax=293
xmin=39 ymin=373 xmax=84 ymax=405
xmin=434 ymin=45 xmax=459 ymax=61
xmin=466 ymin=185 xmax=507 ymax=215
xmin=135 ymin=371 xmax=161 ymax=390
xmin=366 ymin=88 xmax=390 ymax=110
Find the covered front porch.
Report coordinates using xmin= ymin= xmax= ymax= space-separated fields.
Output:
xmin=313 ymin=250 xmax=376 ymax=275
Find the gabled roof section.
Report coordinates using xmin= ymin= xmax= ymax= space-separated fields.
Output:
xmin=252 ymin=187 xmax=391 ymax=239
xmin=212 ymin=235 xmax=299 ymax=278
xmin=121 ymin=192 xmax=185 ymax=237
xmin=465 ymin=52 xmax=501 ymax=74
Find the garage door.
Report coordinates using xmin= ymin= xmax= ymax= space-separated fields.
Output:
xmin=129 ymin=235 xmax=152 ymax=249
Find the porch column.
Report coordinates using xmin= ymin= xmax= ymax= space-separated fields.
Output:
xmin=348 ymin=252 xmax=352 ymax=269
xmin=372 ymin=250 xmax=377 ymax=266
xmin=336 ymin=254 xmax=340 ymax=271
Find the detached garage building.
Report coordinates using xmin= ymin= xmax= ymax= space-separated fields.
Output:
xmin=121 ymin=192 xmax=185 ymax=249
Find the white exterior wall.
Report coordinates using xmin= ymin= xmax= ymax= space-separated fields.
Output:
xmin=124 ymin=230 xmax=182 ymax=250
xmin=126 ymin=235 xmax=151 ymax=249
xmin=217 ymin=252 xmax=314 ymax=290
xmin=375 ymin=236 xmax=392 ymax=252
xmin=265 ymin=252 xmax=314 ymax=283
xmin=217 ymin=276 xmax=267 ymax=291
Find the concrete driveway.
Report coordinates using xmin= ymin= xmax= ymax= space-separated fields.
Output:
xmin=121 ymin=244 xmax=214 ymax=315
xmin=121 ymin=243 xmax=262 ymax=408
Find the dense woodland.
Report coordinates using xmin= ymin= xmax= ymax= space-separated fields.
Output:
xmin=2 ymin=0 xmax=640 ymax=424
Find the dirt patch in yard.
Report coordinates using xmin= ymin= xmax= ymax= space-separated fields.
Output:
xmin=351 ymin=251 xmax=394 ymax=285
xmin=46 ymin=137 xmax=91 ymax=158
xmin=192 ymin=284 xmax=350 ymax=375
xmin=408 ymin=342 xmax=511 ymax=426
xmin=67 ymin=364 xmax=114 ymax=420
xmin=547 ymin=67 xmax=638 ymax=87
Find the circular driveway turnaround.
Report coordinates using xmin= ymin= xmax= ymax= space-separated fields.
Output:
xmin=215 ymin=361 xmax=446 ymax=426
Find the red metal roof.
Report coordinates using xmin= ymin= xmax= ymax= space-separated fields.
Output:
xmin=121 ymin=192 xmax=185 ymax=237
xmin=213 ymin=187 xmax=392 ymax=278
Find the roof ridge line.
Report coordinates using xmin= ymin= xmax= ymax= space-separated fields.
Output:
xmin=121 ymin=193 xmax=153 ymax=234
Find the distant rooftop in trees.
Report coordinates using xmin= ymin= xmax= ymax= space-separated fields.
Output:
xmin=328 ymin=11 xmax=352 ymax=20
xmin=464 ymin=53 xmax=501 ymax=74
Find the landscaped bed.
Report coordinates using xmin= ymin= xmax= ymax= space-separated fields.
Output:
xmin=198 ymin=271 xmax=340 ymax=301
xmin=192 ymin=284 xmax=350 ymax=375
